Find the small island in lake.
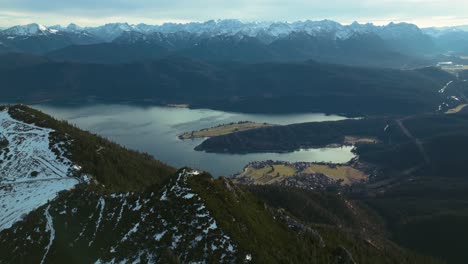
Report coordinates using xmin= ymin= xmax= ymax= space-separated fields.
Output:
xmin=179 ymin=121 xmax=275 ymax=140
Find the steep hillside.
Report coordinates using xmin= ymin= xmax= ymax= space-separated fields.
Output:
xmin=0 ymin=104 xmax=175 ymax=232
xmin=6 ymin=105 xmax=176 ymax=192
xmin=364 ymin=177 xmax=468 ymax=264
xmin=47 ymin=43 xmax=170 ymax=64
xmin=0 ymin=170 xmax=239 ymax=263
xmin=0 ymin=108 xmax=79 ymax=231
xmin=189 ymin=174 xmax=438 ymax=264
xmin=45 ymin=32 xmax=423 ymax=68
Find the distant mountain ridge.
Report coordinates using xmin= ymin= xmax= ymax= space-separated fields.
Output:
xmin=43 ymin=20 xmax=431 ymax=67
xmin=0 ymin=20 xmax=435 ymax=42
xmin=1 ymin=19 xmax=468 ymax=67
xmin=0 ymin=23 xmax=102 ymax=54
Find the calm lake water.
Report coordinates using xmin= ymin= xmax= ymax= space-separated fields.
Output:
xmin=35 ymin=104 xmax=355 ymax=176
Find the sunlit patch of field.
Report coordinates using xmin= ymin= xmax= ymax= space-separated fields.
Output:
xmin=446 ymin=104 xmax=468 ymax=114
xmin=240 ymin=165 xmax=296 ymax=185
xmin=302 ymin=164 xmax=367 ymax=185
xmin=179 ymin=122 xmax=274 ymax=139
xmin=265 ymin=165 xmax=297 ymax=184
xmin=243 ymin=166 xmax=274 ymax=180
xmin=238 ymin=163 xmax=368 ymax=186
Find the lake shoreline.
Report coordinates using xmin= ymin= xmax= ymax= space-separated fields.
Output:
xmin=33 ymin=103 xmax=355 ymax=177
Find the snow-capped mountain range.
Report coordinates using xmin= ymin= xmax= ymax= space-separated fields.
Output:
xmin=1 ymin=19 xmax=468 ymax=68
xmin=0 ymin=19 xmax=437 ymax=42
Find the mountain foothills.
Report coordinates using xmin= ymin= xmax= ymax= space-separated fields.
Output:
xmin=0 ymin=19 xmax=467 ymax=67
xmin=0 ymin=105 xmax=438 ymax=263
xmin=0 ymin=54 xmax=454 ymax=116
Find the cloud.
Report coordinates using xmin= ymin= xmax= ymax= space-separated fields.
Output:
xmin=0 ymin=0 xmax=467 ymax=27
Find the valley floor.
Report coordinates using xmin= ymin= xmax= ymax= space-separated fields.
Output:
xmin=234 ymin=160 xmax=368 ymax=189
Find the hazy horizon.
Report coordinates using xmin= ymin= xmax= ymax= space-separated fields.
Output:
xmin=1 ymin=0 xmax=468 ymax=28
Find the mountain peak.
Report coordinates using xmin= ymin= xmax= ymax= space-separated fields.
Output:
xmin=2 ymin=23 xmax=51 ymax=36
xmin=85 ymin=22 xmax=135 ymax=41
xmin=66 ymin=23 xmax=82 ymax=31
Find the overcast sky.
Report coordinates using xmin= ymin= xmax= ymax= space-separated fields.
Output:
xmin=0 ymin=0 xmax=467 ymax=28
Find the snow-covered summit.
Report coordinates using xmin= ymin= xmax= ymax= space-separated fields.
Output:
xmin=50 ymin=23 xmax=83 ymax=32
xmin=85 ymin=23 xmax=135 ymax=41
xmin=66 ymin=23 xmax=83 ymax=32
xmin=1 ymin=23 xmax=54 ymax=36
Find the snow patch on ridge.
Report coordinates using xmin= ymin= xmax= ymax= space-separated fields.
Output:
xmin=102 ymin=169 xmax=238 ymax=263
xmin=89 ymin=197 xmax=106 ymax=246
xmin=0 ymin=109 xmax=79 ymax=231
xmin=40 ymin=205 xmax=55 ymax=264
xmin=439 ymin=80 xmax=453 ymax=93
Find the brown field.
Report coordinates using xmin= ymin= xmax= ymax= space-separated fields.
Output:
xmin=238 ymin=163 xmax=368 ymax=186
xmin=446 ymin=104 xmax=468 ymax=114
xmin=302 ymin=164 xmax=368 ymax=185
xmin=240 ymin=165 xmax=296 ymax=185
xmin=179 ymin=122 xmax=274 ymax=139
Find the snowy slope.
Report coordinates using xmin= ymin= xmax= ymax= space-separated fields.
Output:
xmin=0 ymin=169 xmax=239 ymax=263
xmin=0 ymin=109 xmax=79 ymax=231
